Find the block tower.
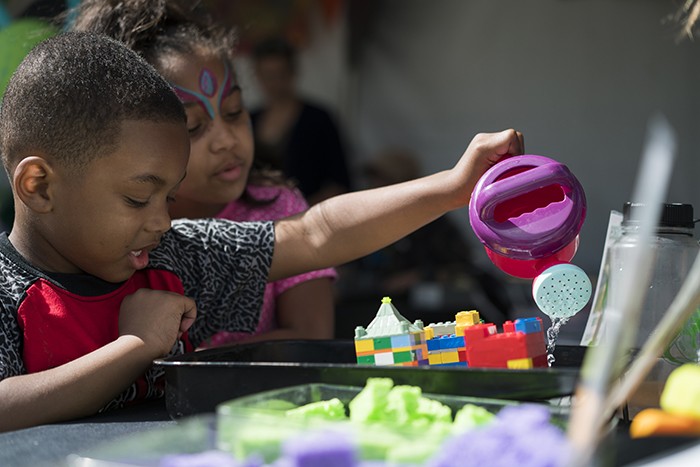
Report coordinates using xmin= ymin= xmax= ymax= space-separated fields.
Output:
xmin=354 ymin=297 xmax=429 ymax=366
xmin=424 ymin=310 xmax=482 ymax=367
xmin=463 ymin=317 xmax=548 ymax=368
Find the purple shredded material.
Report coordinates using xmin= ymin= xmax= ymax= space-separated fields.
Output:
xmin=158 ymin=450 xmax=259 ymax=467
xmin=280 ymin=430 xmax=357 ymax=467
xmin=428 ymin=404 xmax=571 ymax=467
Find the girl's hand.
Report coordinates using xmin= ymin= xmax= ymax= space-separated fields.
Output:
xmin=450 ymin=129 xmax=525 ymax=209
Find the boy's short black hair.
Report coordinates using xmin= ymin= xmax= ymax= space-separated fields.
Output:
xmin=0 ymin=31 xmax=186 ymax=176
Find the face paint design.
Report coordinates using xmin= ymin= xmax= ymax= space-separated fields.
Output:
xmin=199 ymin=68 xmax=217 ymax=97
xmin=172 ymin=62 xmax=236 ymax=120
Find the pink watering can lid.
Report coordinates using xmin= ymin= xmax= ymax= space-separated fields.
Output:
xmin=468 ymin=155 xmax=586 ymax=260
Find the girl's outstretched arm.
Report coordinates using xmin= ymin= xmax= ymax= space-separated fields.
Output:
xmin=269 ymin=129 xmax=524 ymax=281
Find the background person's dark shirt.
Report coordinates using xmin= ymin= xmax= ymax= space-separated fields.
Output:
xmin=251 ymin=101 xmax=352 ymax=200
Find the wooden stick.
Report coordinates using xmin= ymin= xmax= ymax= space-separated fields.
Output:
xmin=566 ymin=116 xmax=677 ymax=467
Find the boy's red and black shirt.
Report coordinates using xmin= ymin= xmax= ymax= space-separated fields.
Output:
xmin=0 ymin=219 xmax=274 ymax=410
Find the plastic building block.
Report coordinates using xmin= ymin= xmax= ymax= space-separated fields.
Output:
xmin=428 ymin=353 xmax=443 ymax=365
xmin=355 ymin=298 xmax=548 ymax=370
xmin=426 ymin=338 xmax=441 ymax=352
xmin=440 ymin=335 xmax=464 ymax=350
xmin=354 ymin=339 xmax=374 ymax=353
xmin=374 ymin=352 xmax=395 ymax=366
xmin=463 ymin=318 xmax=548 ymax=369
xmin=354 ymin=297 xmax=427 ymax=367
xmin=455 ymin=310 xmax=481 ymax=336
xmin=428 ymin=322 xmax=456 ymax=337
xmin=441 ymin=350 xmax=460 ymax=364
xmin=458 ymin=349 xmax=467 ymax=362
xmin=514 ymin=317 xmax=543 ymax=334
xmin=390 ymin=334 xmax=411 ymax=349
xmin=507 ymin=357 xmax=534 ymax=369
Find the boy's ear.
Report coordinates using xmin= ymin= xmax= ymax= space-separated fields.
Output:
xmin=12 ymin=156 xmax=56 ymax=213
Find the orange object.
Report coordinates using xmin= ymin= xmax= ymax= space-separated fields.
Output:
xmin=630 ymin=408 xmax=700 ymax=438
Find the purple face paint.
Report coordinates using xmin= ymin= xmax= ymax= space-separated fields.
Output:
xmin=199 ymin=68 xmax=217 ymax=97
xmin=172 ymin=63 xmax=236 ymax=120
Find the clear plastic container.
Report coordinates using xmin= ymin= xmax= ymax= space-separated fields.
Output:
xmin=215 ymin=383 xmax=570 ymax=464
xmin=608 ymin=203 xmax=699 ymax=351
xmin=608 ymin=203 xmax=700 ymax=416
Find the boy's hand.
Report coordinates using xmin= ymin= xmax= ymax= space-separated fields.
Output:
xmin=451 ymin=129 xmax=525 ymax=208
xmin=119 ymin=289 xmax=197 ymax=358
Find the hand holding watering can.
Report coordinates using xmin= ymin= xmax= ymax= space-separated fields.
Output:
xmin=469 ymin=155 xmax=591 ymax=319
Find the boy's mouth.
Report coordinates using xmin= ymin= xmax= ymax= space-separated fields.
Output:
xmin=128 ymin=249 xmax=149 ymax=270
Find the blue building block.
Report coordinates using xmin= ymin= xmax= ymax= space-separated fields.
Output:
xmin=440 ymin=361 xmax=468 ymax=367
xmin=426 ymin=338 xmax=441 ymax=352
xmin=514 ymin=317 xmax=542 ymax=335
xmin=440 ymin=335 xmax=464 ymax=350
xmin=390 ymin=334 xmax=411 ymax=349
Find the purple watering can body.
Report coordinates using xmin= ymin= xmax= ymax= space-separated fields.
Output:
xmin=469 ymin=155 xmax=587 ymax=279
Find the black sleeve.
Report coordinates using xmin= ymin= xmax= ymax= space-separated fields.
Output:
xmin=150 ymin=219 xmax=275 ymax=347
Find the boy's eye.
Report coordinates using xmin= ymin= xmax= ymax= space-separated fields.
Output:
xmin=124 ymin=197 xmax=149 ymax=208
xmin=166 ymin=195 xmax=176 ymax=204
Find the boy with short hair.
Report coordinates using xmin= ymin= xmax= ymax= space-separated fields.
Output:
xmin=0 ymin=32 xmax=524 ymax=431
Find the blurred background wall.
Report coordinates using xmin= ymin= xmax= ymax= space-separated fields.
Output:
xmin=210 ymin=0 xmax=700 ymax=341
xmin=217 ymin=0 xmax=700 ymax=275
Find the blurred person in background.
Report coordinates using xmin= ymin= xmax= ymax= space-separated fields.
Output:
xmin=250 ymin=36 xmax=353 ymax=205
xmin=0 ymin=0 xmax=60 ymax=231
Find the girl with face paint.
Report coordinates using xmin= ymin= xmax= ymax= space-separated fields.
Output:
xmin=71 ymin=0 xmax=337 ymax=346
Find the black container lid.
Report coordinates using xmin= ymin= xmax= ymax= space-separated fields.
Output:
xmin=622 ymin=202 xmax=695 ymax=229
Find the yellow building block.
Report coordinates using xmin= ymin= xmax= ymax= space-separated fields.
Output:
xmin=441 ymin=350 xmax=460 ymax=364
xmin=428 ymin=353 xmax=443 ymax=365
xmin=354 ymin=338 xmax=374 ymax=353
xmin=424 ymin=327 xmax=435 ymax=340
xmin=455 ymin=311 xmax=480 ymax=336
xmin=507 ymin=358 xmax=534 ymax=369
xmin=456 ymin=310 xmax=481 ymax=326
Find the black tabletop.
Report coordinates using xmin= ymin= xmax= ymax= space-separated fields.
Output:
xmin=0 ymin=399 xmax=175 ymax=467
xmin=1 ymin=398 xmax=700 ymax=467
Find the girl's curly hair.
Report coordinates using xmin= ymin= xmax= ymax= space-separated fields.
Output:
xmin=70 ymin=0 xmax=292 ymax=203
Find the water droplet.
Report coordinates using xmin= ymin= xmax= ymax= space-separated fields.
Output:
xmin=546 ymin=316 xmax=570 ymax=367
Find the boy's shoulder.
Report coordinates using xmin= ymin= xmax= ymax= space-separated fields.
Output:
xmin=0 ymin=233 xmax=44 ymax=298
xmin=151 ymin=218 xmax=275 ymax=267
xmin=163 ymin=217 xmax=275 ymax=240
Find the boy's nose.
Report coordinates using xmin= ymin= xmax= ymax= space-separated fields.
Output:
xmin=146 ymin=207 xmax=172 ymax=234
